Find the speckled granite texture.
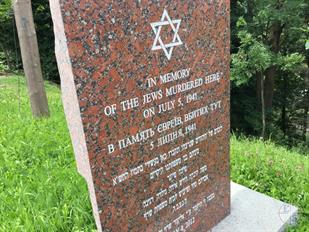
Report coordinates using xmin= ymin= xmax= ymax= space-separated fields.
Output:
xmin=50 ymin=1 xmax=230 ymax=231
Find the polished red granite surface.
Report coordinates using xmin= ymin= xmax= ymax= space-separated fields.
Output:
xmin=51 ymin=1 xmax=230 ymax=231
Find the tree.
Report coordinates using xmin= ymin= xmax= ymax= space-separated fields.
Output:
xmin=231 ymin=25 xmax=272 ymax=139
xmin=231 ymin=0 xmax=308 ymax=149
xmin=13 ymin=0 xmax=49 ymax=118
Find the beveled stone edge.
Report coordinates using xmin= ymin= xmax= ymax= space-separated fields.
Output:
xmin=49 ymin=1 xmax=102 ymax=231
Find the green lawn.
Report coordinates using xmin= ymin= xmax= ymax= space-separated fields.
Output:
xmin=0 ymin=76 xmax=308 ymax=231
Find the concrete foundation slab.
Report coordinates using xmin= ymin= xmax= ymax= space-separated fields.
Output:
xmin=212 ymin=182 xmax=298 ymax=232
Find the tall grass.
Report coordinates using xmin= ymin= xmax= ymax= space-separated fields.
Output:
xmin=0 ymin=76 xmax=96 ymax=231
xmin=231 ymin=136 xmax=309 ymax=231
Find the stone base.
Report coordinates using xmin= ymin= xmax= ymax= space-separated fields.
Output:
xmin=212 ymin=182 xmax=298 ymax=232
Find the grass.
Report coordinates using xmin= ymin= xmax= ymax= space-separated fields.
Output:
xmin=231 ymin=136 xmax=309 ymax=231
xmin=0 ymin=76 xmax=308 ymax=231
xmin=0 ymin=76 xmax=96 ymax=231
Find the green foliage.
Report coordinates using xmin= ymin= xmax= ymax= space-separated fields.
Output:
xmin=0 ymin=0 xmax=21 ymax=71
xmin=0 ymin=0 xmax=59 ymax=81
xmin=231 ymin=135 xmax=309 ymax=231
xmin=0 ymin=52 xmax=9 ymax=72
xmin=0 ymin=0 xmax=11 ymax=23
xmin=0 ymin=76 xmax=308 ymax=230
xmin=31 ymin=0 xmax=59 ymax=82
xmin=0 ymin=76 xmax=95 ymax=231
xmin=278 ymin=53 xmax=305 ymax=72
xmin=231 ymin=29 xmax=272 ymax=85
xmin=231 ymin=0 xmax=309 ymax=149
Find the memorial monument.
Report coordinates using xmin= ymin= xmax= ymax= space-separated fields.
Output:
xmin=50 ymin=1 xmax=230 ymax=231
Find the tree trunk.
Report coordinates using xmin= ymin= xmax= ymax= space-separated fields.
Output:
xmin=264 ymin=67 xmax=276 ymax=110
xmin=256 ymin=73 xmax=261 ymax=110
xmin=13 ymin=0 xmax=49 ymax=118
xmin=264 ymin=21 xmax=283 ymax=111
xmin=260 ymin=72 xmax=266 ymax=139
xmin=281 ymin=74 xmax=287 ymax=136
xmin=303 ymin=106 xmax=308 ymax=142
xmin=303 ymin=68 xmax=309 ymax=142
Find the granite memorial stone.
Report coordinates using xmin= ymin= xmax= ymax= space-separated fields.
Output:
xmin=50 ymin=1 xmax=230 ymax=231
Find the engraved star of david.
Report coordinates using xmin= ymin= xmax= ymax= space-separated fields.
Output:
xmin=151 ymin=9 xmax=183 ymax=60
